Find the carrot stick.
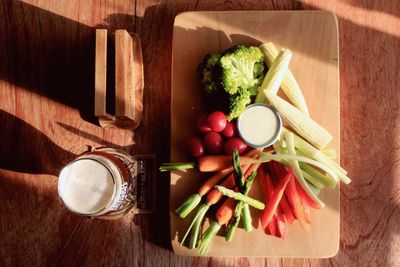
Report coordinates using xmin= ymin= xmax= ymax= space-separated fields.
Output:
xmin=198 ymin=155 xmax=256 ymax=172
xmin=198 ymin=197 xmax=238 ymax=254
xmin=260 ymin=169 xmax=292 ymax=229
xmin=198 ymin=149 xmax=258 ymax=196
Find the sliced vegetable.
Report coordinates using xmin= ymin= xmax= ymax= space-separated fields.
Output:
xmin=259 ymin=42 xmax=309 ymax=116
xmin=295 ymin=179 xmax=321 ymax=209
xmin=266 ymin=92 xmax=333 ymax=149
xmin=260 ymin=168 xmax=292 ymax=229
xmin=285 ymin=175 xmax=310 ymax=231
xmin=285 ymin=131 xmax=325 ymax=208
xmin=255 ymin=49 xmax=292 ymax=103
xmin=226 ymin=171 xmax=257 ymax=241
xmin=290 ymin=131 xmax=351 ymax=184
xmin=300 ymin=162 xmax=337 ymax=189
xmin=198 ymin=197 xmax=236 ymax=254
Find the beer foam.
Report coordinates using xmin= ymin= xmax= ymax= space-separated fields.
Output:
xmin=58 ymin=158 xmax=116 ymax=215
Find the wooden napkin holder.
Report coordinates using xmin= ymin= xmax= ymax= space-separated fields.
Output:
xmin=95 ymin=29 xmax=144 ymax=129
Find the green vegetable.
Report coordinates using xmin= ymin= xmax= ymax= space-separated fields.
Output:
xmin=175 ymin=193 xmax=202 ymax=218
xmin=179 ymin=203 xmax=209 ymax=248
xmin=284 ymin=131 xmax=325 ymax=208
xmin=198 ymin=221 xmax=220 ymax=254
xmin=215 ymin=185 xmax=265 ymax=210
xmin=255 ymin=49 xmax=292 ymax=103
xmin=197 ymin=53 xmax=222 ymax=95
xmin=226 ymin=171 xmax=257 ymax=241
xmin=159 ymin=162 xmax=195 ymax=172
xmin=219 ymin=45 xmax=265 ymax=96
xmin=197 ymin=45 xmax=266 ymax=120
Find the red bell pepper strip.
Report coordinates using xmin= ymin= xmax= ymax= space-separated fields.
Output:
xmin=258 ymin=166 xmax=279 ymax=236
xmin=285 ymin=175 xmax=310 ymax=231
xmin=275 ymin=207 xmax=287 ymax=239
xmin=267 ymin=162 xmax=296 ymax=224
xmin=295 ymin=179 xmax=321 ymax=210
xmin=260 ymin=168 xmax=292 ymax=230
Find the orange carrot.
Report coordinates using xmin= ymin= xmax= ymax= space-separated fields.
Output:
xmin=205 ymin=160 xmax=260 ymax=205
xmin=198 ymin=149 xmax=259 ymax=196
xmin=215 ymin=197 xmax=237 ymax=225
xmin=198 ymin=155 xmax=256 ymax=172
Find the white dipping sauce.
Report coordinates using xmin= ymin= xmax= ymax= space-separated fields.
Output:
xmin=238 ymin=104 xmax=281 ymax=147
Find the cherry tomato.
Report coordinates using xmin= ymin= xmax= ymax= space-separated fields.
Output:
xmin=221 ymin=121 xmax=237 ymax=138
xmin=207 ymin=111 xmax=227 ymax=132
xmin=186 ymin=137 xmax=204 ymax=157
xmin=196 ymin=114 xmax=212 ymax=133
xmin=224 ymin=137 xmax=248 ymax=155
xmin=203 ymin=132 xmax=223 ymax=154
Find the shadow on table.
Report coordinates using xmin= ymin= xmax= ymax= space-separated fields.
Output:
xmin=0 ymin=109 xmax=76 ymax=175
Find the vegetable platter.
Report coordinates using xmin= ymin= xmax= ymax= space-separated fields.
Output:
xmin=170 ymin=11 xmax=341 ymax=257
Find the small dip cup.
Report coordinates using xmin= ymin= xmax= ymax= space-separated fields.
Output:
xmin=237 ymin=103 xmax=283 ymax=148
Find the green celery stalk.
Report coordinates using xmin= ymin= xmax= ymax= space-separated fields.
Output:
xmin=175 ymin=193 xmax=202 ymax=218
xmin=285 ymin=131 xmax=325 ymax=208
xmin=241 ymin=203 xmax=252 ymax=232
xmin=300 ymin=162 xmax=337 ymax=189
xmin=159 ymin=162 xmax=196 ymax=172
xmin=198 ymin=221 xmax=221 ymax=255
xmin=179 ymin=203 xmax=209 ymax=248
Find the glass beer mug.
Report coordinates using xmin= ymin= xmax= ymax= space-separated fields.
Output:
xmin=57 ymin=147 xmax=155 ymax=219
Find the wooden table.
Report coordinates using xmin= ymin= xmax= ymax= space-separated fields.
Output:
xmin=0 ymin=0 xmax=399 ymax=266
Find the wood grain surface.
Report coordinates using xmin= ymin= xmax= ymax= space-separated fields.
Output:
xmin=170 ymin=10 xmax=340 ymax=258
xmin=0 ymin=0 xmax=399 ymax=266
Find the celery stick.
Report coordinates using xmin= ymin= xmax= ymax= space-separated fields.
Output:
xmin=175 ymin=193 xmax=202 ymax=218
xmin=198 ymin=221 xmax=221 ymax=255
xmin=300 ymin=162 xmax=337 ymax=189
xmin=285 ymin=131 xmax=325 ymax=208
xmin=159 ymin=162 xmax=196 ymax=172
xmin=241 ymin=203 xmax=252 ymax=232
xmin=257 ymin=153 xmax=338 ymax=183
xmin=322 ymin=149 xmax=337 ymax=159
xmin=180 ymin=203 xmax=209 ymax=247
xmin=301 ymin=170 xmax=324 ymax=190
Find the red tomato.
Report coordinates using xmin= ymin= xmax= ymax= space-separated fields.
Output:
xmin=196 ymin=114 xmax=212 ymax=133
xmin=186 ymin=137 xmax=204 ymax=157
xmin=203 ymin=132 xmax=223 ymax=154
xmin=224 ymin=137 xmax=247 ymax=155
xmin=221 ymin=121 xmax=237 ymax=138
xmin=207 ymin=111 xmax=227 ymax=132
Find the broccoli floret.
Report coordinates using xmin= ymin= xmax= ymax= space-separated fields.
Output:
xmin=219 ymin=45 xmax=265 ymax=96
xmin=197 ymin=53 xmax=222 ymax=95
xmin=227 ymin=89 xmax=252 ymax=121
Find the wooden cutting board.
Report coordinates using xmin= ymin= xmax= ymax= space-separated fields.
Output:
xmin=170 ymin=11 xmax=339 ymax=257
